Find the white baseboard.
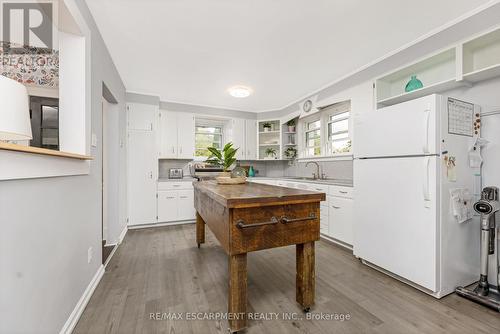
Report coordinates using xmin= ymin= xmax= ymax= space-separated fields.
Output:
xmin=128 ymin=220 xmax=195 ymax=230
xmin=118 ymin=224 xmax=128 ymax=244
xmin=320 ymin=233 xmax=353 ymax=251
xmin=59 ymin=265 xmax=105 ymax=334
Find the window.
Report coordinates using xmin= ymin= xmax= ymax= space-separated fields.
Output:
xmin=305 ymin=119 xmax=321 ymax=156
xmin=195 ymin=125 xmax=223 ymax=157
xmin=328 ymin=111 xmax=351 ymax=153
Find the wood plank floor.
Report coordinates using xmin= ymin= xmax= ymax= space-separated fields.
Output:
xmin=74 ymin=224 xmax=500 ymax=334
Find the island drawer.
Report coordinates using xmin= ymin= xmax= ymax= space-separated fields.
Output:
xmin=230 ymin=203 xmax=320 ymax=254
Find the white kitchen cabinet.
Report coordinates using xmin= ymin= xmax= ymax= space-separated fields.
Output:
xmin=229 ymin=118 xmax=246 ymax=159
xmin=157 ymin=182 xmax=196 ymax=223
xmin=157 ymin=190 xmax=178 ymax=222
xmin=128 ymin=130 xmax=157 ymax=226
xmin=127 ymin=103 xmax=156 ymax=131
xmin=158 ymin=110 xmax=195 ymax=159
xmin=177 ymin=112 xmax=195 ymax=159
xmin=226 ymin=118 xmax=258 ymax=160
xmin=177 ymin=190 xmax=196 ymax=220
xmin=245 ymin=120 xmax=257 ymax=160
xmin=328 ymin=195 xmax=353 ymax=245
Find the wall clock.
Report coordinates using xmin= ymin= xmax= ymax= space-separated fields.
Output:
xmin=303 ymin=99 xmax=312 ymax=113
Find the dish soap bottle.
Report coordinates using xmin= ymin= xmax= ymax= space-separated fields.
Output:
xmin=248 ymin=166 xmax=255 ymax=177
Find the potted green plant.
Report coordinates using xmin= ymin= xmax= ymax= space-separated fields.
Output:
xmin=286 ymin=119 xmax=296 ymax=132
xmin=265 ymin=147 xmax=277 ymax=159
xmin=284 ymin=146 xmax=297 ymax=159
xmin=205 ymin=142 xmax=239 ymax=177
xmin=263 ymin=122 xmax=272 ymax=132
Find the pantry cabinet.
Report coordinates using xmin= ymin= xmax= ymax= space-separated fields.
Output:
xmin=127 ymin=103 xmax=158 ymax=226
xmin=158 ymin=110 xmax=195 ymax=159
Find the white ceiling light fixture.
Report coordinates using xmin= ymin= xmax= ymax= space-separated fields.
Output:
xmin=228 ymin=86 xmax=252 ymax=98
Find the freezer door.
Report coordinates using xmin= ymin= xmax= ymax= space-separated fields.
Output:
xmin=353 ymin=156 xmax=439 ymax=292
xmin=354 ymin=94 xmax=441 ymax=158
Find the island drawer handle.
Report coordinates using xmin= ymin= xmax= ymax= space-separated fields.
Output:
xmin=281 ymin=213 xmax=316 ymax=224
xmin=236 ymin=217 xmax=279 ymax=229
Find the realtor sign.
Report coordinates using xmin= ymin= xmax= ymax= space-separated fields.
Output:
xmin=1 ymin=0 xmax=57 ymax=54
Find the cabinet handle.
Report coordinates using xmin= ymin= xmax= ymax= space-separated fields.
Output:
xmin=315 ymin=188 xmax=323 ymax=191
xmin=281 ymin=213 xmax=316 ymax=224
xmin=339 ymin=191 xmax=348 ymax=194
xmin=180 ymin=196 xmax=188 ymax=199
xmin=331 ymin=205 xmax=341 ymax=209
xmin=166 ymin=197 xmax=176 ymax=199
xmin=236 ymin=216 xmax=279 ymax=229
xmin=173 ymin=185 xmax=180 ymax=187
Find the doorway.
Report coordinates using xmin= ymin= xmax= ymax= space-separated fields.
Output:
xmin=102 ymin=97 xmax=114 ymax=264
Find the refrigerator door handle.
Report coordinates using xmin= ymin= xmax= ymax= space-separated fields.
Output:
xmin=423 ymin=157 xmax=431 ymax=207
xmin=423 ymin=107 xmax=431 ymax=154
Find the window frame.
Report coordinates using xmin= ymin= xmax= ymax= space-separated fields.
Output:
xmin=298 ymin=100 xmax=352 ymax=160
xmin=327 ymin=109 xmax=351 ymax=154
xmin=194 ymin=121 xmax=225 ymax=160
xmin=304 ymin=118 xmax=322 ymax=157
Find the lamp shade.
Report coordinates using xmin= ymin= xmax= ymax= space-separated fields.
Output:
xmin=0 ymin=75 xmax=32 ymax=140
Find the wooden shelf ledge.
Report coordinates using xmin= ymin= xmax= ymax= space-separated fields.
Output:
xmin=0 ymin=142 xmax=93 ymax=160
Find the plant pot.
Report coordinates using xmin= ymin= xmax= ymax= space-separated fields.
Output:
xmin=288 ymin=126 xmax=295 ymax=132
xmin=264 ymin=127 xmax=271 ymax=132
xmin=219 ymin=172 xmax=231 ymax=178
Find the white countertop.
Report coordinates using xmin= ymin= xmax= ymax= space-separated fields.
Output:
xmin=158 ymin=177 xmax=196 ymax=182
xmin=249 ymin=176 xmax=353 ymax=187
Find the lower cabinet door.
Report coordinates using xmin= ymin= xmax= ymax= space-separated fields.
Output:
xmin=157 ymin=190 xmax=178 ymax=222
xmin=177 ymin=189 xmax=196 ymax=221
xmin=328 ymin=196 xmax=353 ymax=245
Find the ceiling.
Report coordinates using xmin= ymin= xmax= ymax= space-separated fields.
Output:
xmin=85 ymin=0 xmax=491 ymax=112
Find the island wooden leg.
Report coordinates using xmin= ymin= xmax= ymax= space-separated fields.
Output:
xmin=296 ymin=242 xmax=315 ymax=312
xmin=228 ymin=253 xmax=247 ymax=332
xmin=196 ymin=212 xmax=205 ymax=248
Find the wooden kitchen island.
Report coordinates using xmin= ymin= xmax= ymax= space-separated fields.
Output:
xmin=193 ymin=180 xmax=326 ymax=332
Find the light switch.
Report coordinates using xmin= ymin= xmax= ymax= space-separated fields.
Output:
xmin=91 ymin=133 xmax=98 ymax=147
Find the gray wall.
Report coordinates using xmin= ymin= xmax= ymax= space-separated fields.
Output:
xmin=0 ymin=1 xmax=126 ymax=333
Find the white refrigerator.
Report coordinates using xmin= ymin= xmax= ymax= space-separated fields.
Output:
xmin=353 ymin=94 xmax=481 ymax=298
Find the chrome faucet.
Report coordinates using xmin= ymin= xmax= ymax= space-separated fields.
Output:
xmin=305 ymin=161 xmax=321 ymax=180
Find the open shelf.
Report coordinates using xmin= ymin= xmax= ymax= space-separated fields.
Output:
xmin=377 ymin=78 xmax=466 ymax=107
xmin=463 ymin=27 xmax=500 ymax=83
xmin=376 ymin=48 xmax=456 ymax=107
xmin=258 ymin=130 xmax=280 ymax=134
xmin=258 ymin=120 xmax=281 ymax=159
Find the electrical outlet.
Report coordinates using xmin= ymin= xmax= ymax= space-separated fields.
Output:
xmin=87 ymin=247 xmax=93 ymax=264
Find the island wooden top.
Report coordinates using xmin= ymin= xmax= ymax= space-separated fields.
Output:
xmin=193 ymin=180 xmax=326 ymax=208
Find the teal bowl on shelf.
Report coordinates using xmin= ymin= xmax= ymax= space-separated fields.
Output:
xmin=405 ymin=75 xmax=423 ymax=92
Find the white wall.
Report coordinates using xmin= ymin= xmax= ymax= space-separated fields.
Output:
xmin=0 ymin=0 xmax=127 ymax=333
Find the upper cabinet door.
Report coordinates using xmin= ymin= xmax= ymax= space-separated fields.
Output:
xmin=230 ymin=119 xmax=246 ymax=160
xmin=127 ymin=103 xmax=156 ymax=131
xmin=245 ymin=120 xmax=257 ymax=160
xmin=177 ymin=113 xmax=195 ymax=159
xmin=159 ymin=110 xmax=178 ymax=158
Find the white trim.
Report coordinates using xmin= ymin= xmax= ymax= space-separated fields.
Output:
xmin=103 ymin=245 xmax=118 ymax=268
xmin=128 ymin=220 xmax=195 ymax=230
xmin=59 ymin=265 xmax=105 ymax=334
xmin=320 ymin=233 xmax=353 ymax=251
xmin=118 ymin=225 xmax=128 ymax=244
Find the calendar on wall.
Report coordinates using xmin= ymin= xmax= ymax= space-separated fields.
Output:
xmin=448 ymin=98 xmax=474 ymax=137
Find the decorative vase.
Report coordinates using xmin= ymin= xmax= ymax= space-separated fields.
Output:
xmin=405 ymin=75 xmax=423 ymax=92
xmin=248 ymin=166 xmax=255 ymax=177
